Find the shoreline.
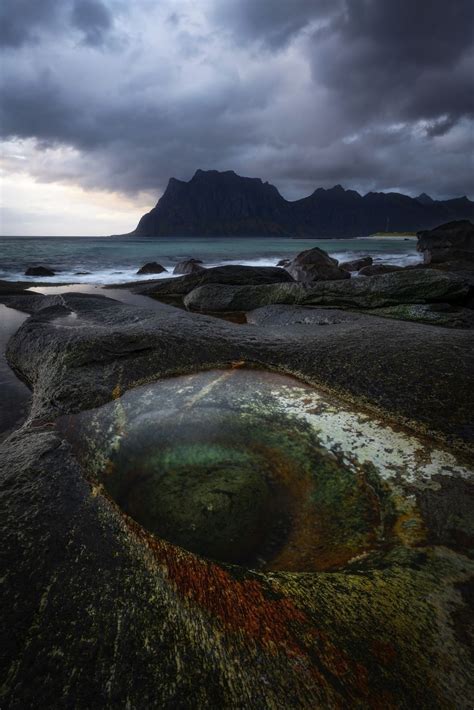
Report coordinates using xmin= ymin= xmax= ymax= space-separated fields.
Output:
xmin=1 ymin=233 xmax=473 ymax=707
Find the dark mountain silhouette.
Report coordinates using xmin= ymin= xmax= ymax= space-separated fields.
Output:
xmin=122 ymin=169 xmax=474 ymax=238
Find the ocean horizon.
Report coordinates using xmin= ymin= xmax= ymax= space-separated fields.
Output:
xmin=0 ymin=234 xmax=420 ymax=285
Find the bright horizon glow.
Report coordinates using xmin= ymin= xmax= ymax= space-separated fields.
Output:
xmin=0 ymin=170 xmax=155 ymax=237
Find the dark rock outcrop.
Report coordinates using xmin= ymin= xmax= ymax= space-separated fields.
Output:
xmin=340 ymin=256 xmax=373 ymax=272
xmin=183 ymin=269 xmax=470 ymax=313
xmin=25 ymin=266 xmax=55 ymax=277
xmin=121 ymin=170 xmax=474 ymax=238
xmin=137 ymin=262 xmax=167 ymax=275
xmin=359 ymin=264 xmax=403 ymax=276
xmin=1 ymin=292 xmax=474 ymax=708
xmin=365 ymin=303 xmax=474 ymax=329
xmin=417 ymin=220 xmax=474 ymax=268
xmin=286 ymin=247 xmax=350 ymax=282
xmin=136 ymin=264 xmax=293 ymax=300
xmin=173 ymin=258 xmax=205 ymax=275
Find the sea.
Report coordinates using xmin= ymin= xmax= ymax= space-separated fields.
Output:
xmin=0 ymin=235 xmax=421 ymax=284
xmin=0 ymin=234 xmax=420 ymax=439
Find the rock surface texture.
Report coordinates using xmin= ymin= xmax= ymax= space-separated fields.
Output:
xmin=183 ymin=269 xmax=470 ymax=312
xmin=359 ymin=263 xmax=403 ymax=276
xmin=0 ymin=288 xmax=473 ymax=708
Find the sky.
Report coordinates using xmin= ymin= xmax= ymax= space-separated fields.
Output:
xmin=1 ymin=0 xmax=473 ymax=236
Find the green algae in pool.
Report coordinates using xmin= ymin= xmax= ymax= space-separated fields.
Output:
xmin=57 ymin=368 xmax=474 ymax=571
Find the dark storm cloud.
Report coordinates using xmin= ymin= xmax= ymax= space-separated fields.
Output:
xmin=211 ymin=0 xmax=337 ymax=49
xmin=71 ymin=0 xmax=113 ymax=46
xmin=0 ymin=0 xmax=114 ymax=48
xmin=309 ymin=0 xmax=474 ymax=127
xmin=0 ymin=0 xmax=473 ymax=204
xmin=0 ymin=0 xmax=62 ymax=47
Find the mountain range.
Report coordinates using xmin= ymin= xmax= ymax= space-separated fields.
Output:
xmin=122 ymin=169 xmax=474 ymax=238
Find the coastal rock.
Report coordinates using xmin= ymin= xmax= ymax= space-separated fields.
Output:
xmin=277 ymin=258 xmax=290 ymax=267
xmin=0 ymin=280 xmax=47 ymax=313
xmin=359 ymin=264 xmax=403 ymax=276
xmin=184 ymin=269 xmax=470 ymax=312
xmin=173 ymin=258 xmax=205 ymax=275
xmin=286 ymin=247 xmax=350 ymax=282
xmin=339 ymin=256 xmax=373 ymax=271
xmin=246 ymin=304 xmax=365 ymax=327
xmin=24 ymin=266 xmax=55 ymax=277
xmin=136 ymin=264 xmax=293 ymax=300
xmin=417 ymin=220 xmax=474 ymax=268
xmin=1 ymin=292 xmax=474 ymax=708
xmin=365 ymin=303 xmax=474 ymax=329
xmin=137 ymin=262 xmax=167 ymax=275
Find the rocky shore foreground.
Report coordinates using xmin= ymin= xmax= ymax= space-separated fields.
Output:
xmin=0 ymin=221 xmax=473 ymax=708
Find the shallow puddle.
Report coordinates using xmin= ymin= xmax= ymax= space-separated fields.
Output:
xmin=0 ymin=304 xmax=31 ymax=440
xmin=57 ymin=368 xmax=473 ymax=571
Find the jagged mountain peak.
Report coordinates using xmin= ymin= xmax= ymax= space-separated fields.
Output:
xmin=127 ymin=169 xmax=474 ymax=238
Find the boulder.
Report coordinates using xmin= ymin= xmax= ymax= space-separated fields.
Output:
xmin=137 ymin=262 xmax=167 ymax=275
xmin=286 ymin=247 xmax=350 ymax=282
xmin=173 ymin=258 xmax=205 ymax=275
xmin=24 ymin=266 xmax=55 ymax=277
xmin=184 ymin=282 xmax=296 ymax=312
xmin=417 ymin=220 xmax=474 ymax=268
xmin=184 ymin=269 xmax=470 ymax=313
xmin=339 ymin=256 xmax=373 ymax=272
xmin=136 ymin=265 xmax=293 ymax=299
xmin=359 ymin=264 xmax=403 ymax=276
xmin=277 ymin=258 xmax=290 ymax=267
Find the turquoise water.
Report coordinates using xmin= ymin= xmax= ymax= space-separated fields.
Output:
xmin=0 ymin=235 xmax=420 ymax=284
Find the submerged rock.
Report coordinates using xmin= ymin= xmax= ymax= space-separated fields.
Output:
xmin=173 ymin=258 xmax=205 ymax=275
xmin=137 ymin=261 xmax=167 ymax=275
xmin=286 ymin=246 xmax=350 ymax=282
xmin=24 ymin=265 xmax=55 ymax=276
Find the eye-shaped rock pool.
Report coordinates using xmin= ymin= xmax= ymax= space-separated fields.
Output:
xmin=57 ymin=367 xmax=473 ymax=571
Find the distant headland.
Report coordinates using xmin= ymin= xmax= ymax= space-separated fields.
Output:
xmin=113 ymin=169 xmax=474 ymax=239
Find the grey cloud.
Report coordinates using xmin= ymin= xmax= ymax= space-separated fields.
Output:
xmin=71 ymin=0 xmax=113 ymax=46
xmin=211 ymin=0 xmax=338 ymax=49
xmin=0 ymin=0 xmax=115 ymax=48
xmin=0 ymin=0 xmax=63 ymax=48
xmin=0 ymin=0 xmax=473 ymax=207
xmin=309 ymin=0 xmax=474 ymax=128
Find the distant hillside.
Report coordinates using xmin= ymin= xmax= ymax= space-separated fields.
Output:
xmin=120 ymin=169 xmax=474 ymax=238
